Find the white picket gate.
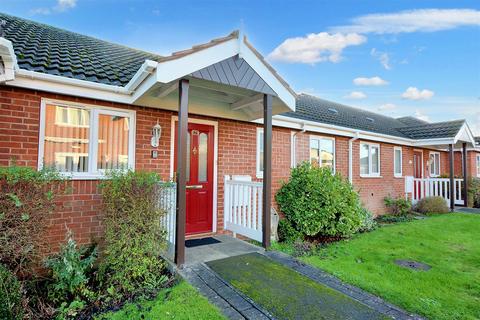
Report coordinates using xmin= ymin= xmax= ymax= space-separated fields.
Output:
xmin=157 ymin=182 xmax=176 ymax=260
xmin=223 ymin=175 xmax=263 ymax=242
xmin=411 ymin=178 xmax=464 ymax=205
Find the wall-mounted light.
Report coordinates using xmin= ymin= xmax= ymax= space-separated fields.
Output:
xmin=151 ymin=120 xmax=161 ymax=148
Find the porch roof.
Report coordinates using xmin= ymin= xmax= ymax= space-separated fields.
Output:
xmin=0 ymin=12 xmax=296 ymax=121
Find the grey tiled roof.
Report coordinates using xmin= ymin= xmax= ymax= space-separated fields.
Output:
xmin=0 ymin=12 xmax=162 ymax=86
xmin=285 ymin=94 xmax=465 ymax=140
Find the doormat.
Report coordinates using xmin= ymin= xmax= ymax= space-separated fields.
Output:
xmin=185 ymin=237 xmax=221 ymax=248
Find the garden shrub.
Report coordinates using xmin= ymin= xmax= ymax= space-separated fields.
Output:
xmin=0 ymin=165 xmax=65 ymax=277
xmin=0 ymin=263 xmax=23 ymax=320
xmin=468 ymin=177 xmax=480 ymax=208
xmin=276 ymin=162 xmax=364 ymax=240
xmin=414 ymin=196 xmax=450 ymax=214
xmin=358 ymin=207 xmax=377 ymax=232
xmin=45 ymin=230 xmax=97 ymax=305
xmin=384 ymin=196 xmax=412 ymax=216
xmin=277 ymin=218 xmax=302 ymax=243
xmin=98 ymin=170 xmax=169 ymax=297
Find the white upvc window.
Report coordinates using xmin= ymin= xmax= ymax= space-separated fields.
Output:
xmin=256 ymin=128 xmax=264 ymax=178
xmin=476 ymin=154 xmax=480 ymax=177
xmin=360 ymin=142 xmax=380 ymax=177
xmin=394 ymin=147 xmax=403 ymax=177
xmin=429 ymin=152 xmax=441 ymax=177
xmin=39 ymin=99 xmax=136 ymax=179
xmin=309 ymin=136 xmax=335 ymax=173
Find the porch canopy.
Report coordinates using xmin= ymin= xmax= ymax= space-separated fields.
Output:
xmin=129 ymin=31 xmax=296 ymax=266
xmin=408 ymin=120 xmax=476 ymax=210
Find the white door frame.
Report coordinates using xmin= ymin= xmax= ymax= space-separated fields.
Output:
xmin=170 ymin=116 xmax=219 ymax=233
xmin=413 ymin=149 xmax=424 ymax=178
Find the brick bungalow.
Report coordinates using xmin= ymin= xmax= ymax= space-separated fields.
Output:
xmin=0 ymin=14 xmax=477 ymax=265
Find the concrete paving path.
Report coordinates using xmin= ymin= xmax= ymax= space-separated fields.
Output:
xmin=180 ymin=236 xmax=423 ymax=320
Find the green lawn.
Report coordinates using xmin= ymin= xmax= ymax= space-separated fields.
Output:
xmin=274 ymin=213 xmax=480 ymax=320
xmin=97 ymin=281 xmax=226 ymax=320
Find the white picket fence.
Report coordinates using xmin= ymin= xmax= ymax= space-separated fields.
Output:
xmin=224 ymin=175 xmax=263 ymax=242
xmin=157 ymin=182 xmax=176 ymax=260
xmin=412 ymin=178 xmax=464 ymax=205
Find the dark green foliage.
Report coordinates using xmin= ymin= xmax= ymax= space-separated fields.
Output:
xmin=0 ymin=263 xmax=23 ymax=320
xmin=414 ymin=196 xmax=450 ymax=214
xmin=468 ymin=178 xmax=480 ymax=208
xmin=276 ymin=162 xmax=364 ymax=240
xmin=384 ymin=196 xmax=412 ymax=216
xmin=45 ymin=230 xmax=97 ymax=305
xmin=0 ymin=165 xmax=65 ymax=277
xmin=98 ymin=170 xmax=168 ymax=297
xmin=375 ymin=214 xmax=415 ymax=224
xmin=277 ymin=218 xmax=302 ymax=243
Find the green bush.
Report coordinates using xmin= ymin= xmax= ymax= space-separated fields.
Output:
xmin=276 ymin=162 xmax=364 ymax=240
xmin=45 ymin=230 xmax=97 ymax=305
xmin=384 ymin=196 xmax=412 ymax=216
xmin=468 ymin=177 xmax=480 ymax=208
xmin=414 ymin=196 xmax=450 ymax=214
xmin=277 ymin=218 xmax=302 ymax=243
xmin=98 ymin=170 xmax=168 ymax=297
xmin=0 ymin=165 xmax=65 ymax=277
xmin=0 ymin=263 xmax=23 ymax=320
xmin=358 ymin=207 xmax=377 ymax=232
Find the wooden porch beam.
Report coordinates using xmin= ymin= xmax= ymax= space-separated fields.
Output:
xmin=175 ymin=79 xmax=189 ymax=266
xmin=449 ymin=144 xmax=455 ymax=211
xmin=262 ymin=94 xmax=272 ymax=248
xmin=463 ymin=142 xmax=468 ymax=207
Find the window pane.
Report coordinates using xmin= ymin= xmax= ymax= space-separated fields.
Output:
xmin=259 ymin=131 xmax=264 ymax=172
xmin=44 ymin=104 xmax=89 ymax=172
xmin=434 ymin=154 xmax=440 ymax=175
xmin=97 ymin=114 xmax=129 ymax=170
xmin=394 ymin=149 xmax=401 ymax=174
xmin=198 ymin=133 xmax=208 ymax=182
xmin=360 ymin=144 xmax=369 ymax=174
xmin=320 ymin=139 xmax=334 ymax=170
xmin=310 ymin=139 xmax=320 ymax=166
xmin=371 ymin=146 xmax=379 ymax=174
xmin=186 ymin=133 xmax=190 ymax=182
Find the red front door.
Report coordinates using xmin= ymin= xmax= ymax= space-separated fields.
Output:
xmin=174 ymin=123 xmax=214 ymax=235
xmin=414 ymin=151 xmax=423 ymax=198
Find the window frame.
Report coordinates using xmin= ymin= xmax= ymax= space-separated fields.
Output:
xmin=359 ymin=142 xmax=381 ymax=177
xmin=256 ymin=127 xmax=264 ymax=179
xmin=429 ymin=151 xmax=441 ymax=177
xmin=309 ymin=135 xmax=336 ymax=173
xmin=38 ymin=99 xmax=136 ymax=179
xmin=394 ymin=146 xmax=403 ymax=177
xmin=476 ymin=154 xmax=480 ymax=177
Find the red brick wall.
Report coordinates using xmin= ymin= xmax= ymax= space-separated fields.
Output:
xmin=0 ymin=85 xmax=458 ymax=251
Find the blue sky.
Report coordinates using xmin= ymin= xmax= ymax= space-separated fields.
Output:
xmin=3 ymin=0 xmax=480 ymax=134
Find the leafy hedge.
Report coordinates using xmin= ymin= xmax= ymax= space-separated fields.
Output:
xmin=0 ymin=263 xmax=23 ymax=320
xmin=468 ymin=177 xmax=480 ymax=208
xmin=414 ymin=196 xmax=450 ymax=214
xmin=98 ymin=170 xmax=169 ymax=298
xmin=276 ymin=162 xmax=366 ymax=242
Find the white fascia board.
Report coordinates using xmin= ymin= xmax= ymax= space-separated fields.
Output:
xmin=155 ymin=39 xmax=239 ymax=83
xmin=412 ymin=138 xmax=455 ymax=147
xmin=454 ymin=122 xmax=476 ymax=145
xmin=124 ymin=60 xmax=158 ymax=91
xmin=269 ymin=115 xmax=415 ymax=146
xmin=240 ymin=42 xmax=296 ymax=111
xmin=0 ymin=37 xmax=18 ymax=81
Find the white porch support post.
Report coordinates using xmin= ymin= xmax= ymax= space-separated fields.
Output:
xmin=262 ymin=94 xmax=272 ymax=248
xmin=175 ymin=79 xmax=189 ymax=266
xmin=449 ymin=144 xmax=455 ymax=211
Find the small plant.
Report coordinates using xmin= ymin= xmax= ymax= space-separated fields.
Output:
xmin=0 ymin=263 xmax=23 ymax=320
xmin=0 ymin=165 xmax=66 ymax=277
xmin=292 ymin=240 xmax=316 ymax=257
xmin=277 ymin=219 xmax=302 ymax=243
xmin=414 ymin=196 xmax=450 ymax=214
xmin=45 ymin=230 xmax=97 ymax=305
xmin=276 ymin=162 xmax=365 ymax=241
xmin=98 ymin=170 xmax=169 ymax=297
xmin=384 ymin=196 xmax=412 ymax=216
xmin=358 ymin=207 xmax=377 ymax=232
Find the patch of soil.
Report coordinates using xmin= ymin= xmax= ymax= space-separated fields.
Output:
xmin=394 ymin=259 xmax=431 ymax=271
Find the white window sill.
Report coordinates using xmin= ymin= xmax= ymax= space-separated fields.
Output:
xmin=394 ymin=175 xmax=403 ymax=179
xmin=360 ymin=174 xmax=382 ymax=178
xmin=256 ymin=172 xmax=264 ymax=179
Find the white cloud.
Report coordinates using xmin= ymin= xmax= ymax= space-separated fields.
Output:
xmin=31 ymin=0 xmax=77 ymax=15
xmin=353 ymin=76 xmax=389 ymax=86
xmin=402 ymin=87 xmax=435 ymax=100
xmin=268 ymin=32 xmax=366 ymax=64
xmin=414 ymin=110 xmax=431 ymax=122
xmin=378 ymin=103 xmax=396 ymax=111
xmin=370 ymin=48 xmax=391 ymax=70
xmin=345 ymin=91 xmax=367 ymax=99
xmin=331 ymin=9 xmax=480 ymax=34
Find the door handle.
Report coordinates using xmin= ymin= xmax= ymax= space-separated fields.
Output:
xmin=186 ymin=185 xmax=203 ymax=189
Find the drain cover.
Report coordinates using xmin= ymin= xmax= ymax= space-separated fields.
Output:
xmin=395 ymin=259 xmax=431 ymax=271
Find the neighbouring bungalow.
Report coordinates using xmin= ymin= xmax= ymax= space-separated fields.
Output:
xmin=0 ymin=13 xmax=478 ymax=265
